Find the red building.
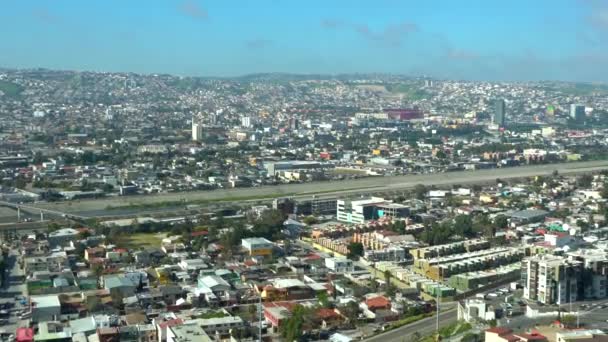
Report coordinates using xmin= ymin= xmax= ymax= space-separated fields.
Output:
xmin=16 ymin=328 xmax=34 ymax=342
xmin=263 ymin=302 xmax=294 ymax=330
xmin=364 ymin=296 xmax=391 ymax=312
xmin=384 ymin=108 xmax=423 ymax=121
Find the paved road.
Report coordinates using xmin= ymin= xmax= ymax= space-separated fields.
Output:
xmin=11 ymin=160 xmax=608 ymax=220
xmin=364 ymin=309 xmax=457 ymax=342
xmin=0 ymin=246 xmax=28 ymax=337
xmin=0 ymin=221 xmax=63 ymax=232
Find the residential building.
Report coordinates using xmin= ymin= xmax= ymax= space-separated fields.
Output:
xmin=567 ymin=249 xmax=608 ymax=299
xmin=556 ymin=329 xmax=608 ymax=342
xmin=570 ymin=104 xmax=585 ymax=122
xmin=241 ymin=116 xmax=252 ymax=128
xmin=167 ymin=324 xmax=211 ymax=342
xmin=192 ymin=122 xmax=203 ymax=142
xmin=48 ymin=228 xmax=79 ymax=248
xmin=522 ymin=255 xmax=582 ymax=305
xmin=30 ymin=295 xmax=61 ymax=323
xmin=493 ymin=99 xmax=506 ymax=127
xmin=241 ymin=237 xmax=273 ymax=257
xmin=457 ymin=299 xmax=497 ymax=322
xmin=194 ymin=316 xmax=245 ymax=336
xmin=325 ymin=257 xmax=354 ymax=273
xmin=337 ymin=197 xmax=408 ymax=224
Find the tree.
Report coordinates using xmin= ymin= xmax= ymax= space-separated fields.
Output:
xmin=384 ymin=270 xmax=395 ymax=297
xmin=453 ymin=214 xmax=474 ymax=237
xmin=32 ymin=152 xmax=45 ymax=165
xmin=561 ymin=314 xmax=577 ymax=328
xmin=0 ymin=259 xmax=6 ymax=287
xmin=493 ymin=215 xmax=508 ymax=229
xmin=48 ymin=222 xmax=61 ymax=232
xmin=14 ymin=177 xmax=27 ymax=189
xmin=601 ymin=185 xmax=608 ymax=199
xmin=390 ymin=220 xmax=406 ymax=234
xmin=419 ymin=222 xmax=452 ymax=246
xmin=86 ymin=295 xmax=103 ymax=314
xmin=280 ymin=305 xmax=310 ymax=341
xmin=472 ymin=214 xmax=492 ymax=235
xmin=414 ymin=184 xmax=427 ymax=200
xmin=347 ymin=242 xmax=364 ymax=260
xmin=252 ymin=209 xmax=286 ymax=240
xmin=92 ymin=264 xmax=104 ymax=277
xmin=339 ymin=301 xmax=360 ymax=324
xmin=110 ymin=291 xmax=124 ymax=310
xmin=302 ymin=216 xmax=319 ymax=225
xmin=577 ymin=174 xmax=593 ymax=188
xmin=461 ymin=333 xmax=480 ymax=342
xmin=78 ymin=230 xmax=92 ymax=239
xmin=317 ymin=291 xmax=331 ymax=308
xmin=384 ymin=270 xmax=392 ymax=287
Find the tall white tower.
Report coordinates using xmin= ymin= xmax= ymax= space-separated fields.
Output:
xmin=192 ymin=122 xmax=203 ymax=142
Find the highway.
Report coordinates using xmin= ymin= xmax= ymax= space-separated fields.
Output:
xmin=30 ymin=160 xmax=608 ymax=213
xmin=364 ymin=308 xmax=457 ymax=342
xmin=1 ymin=160 xmax=608 ymax=222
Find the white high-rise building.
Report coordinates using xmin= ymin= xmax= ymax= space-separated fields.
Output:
xmin=192 ymin=122 xmax=203 ymax=142
xmin=521 ymin=254 xmax=581 ymax=305
xmin=570 ymin=104 xmax=585 ymax=122
xmin=208 ymin=112 xmax=217 ymax=125
xmin=241 ymin=116 xmax=252 ymax=128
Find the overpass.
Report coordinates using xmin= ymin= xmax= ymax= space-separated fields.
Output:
xmin=0 ymin=201 xmax=86 ymax=221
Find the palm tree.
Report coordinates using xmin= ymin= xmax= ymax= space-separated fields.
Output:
xmin=384 ymin=270 xmax=392 ymax=287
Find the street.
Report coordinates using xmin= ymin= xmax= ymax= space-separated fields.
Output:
xmin=0 ymin=246 xmax=28 ymax=339
xmin=364 ymin=309 xmax=457 ymax=342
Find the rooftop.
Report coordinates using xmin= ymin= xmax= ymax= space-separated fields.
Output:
xmin=169 ymin=324 xmax=211 ymax=342
xmin=31 ymin=295 xmax=60 ymax=308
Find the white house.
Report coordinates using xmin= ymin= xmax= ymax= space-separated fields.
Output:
xmin=325 ymin=258 xmax=354 ymax=273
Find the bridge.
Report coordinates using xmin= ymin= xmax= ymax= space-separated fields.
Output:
xmin=0 ymin=201 xmax=86 ymax=222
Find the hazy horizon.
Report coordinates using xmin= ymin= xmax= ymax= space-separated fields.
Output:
xmin=2 ymin=1 xmax=608 ymax=82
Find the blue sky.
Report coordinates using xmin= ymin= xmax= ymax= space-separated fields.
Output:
xmin=1 ymin=0 xmax=608 ymax=81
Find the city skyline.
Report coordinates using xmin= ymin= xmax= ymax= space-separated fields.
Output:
xmin=2 ymin=0 xmax=608 ymax=82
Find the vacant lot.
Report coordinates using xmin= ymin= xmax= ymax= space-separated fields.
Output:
xmin=117 ymin=232 xmax=166 ymax=249
xmin=0 ymin=80 xmax=23 ymax=98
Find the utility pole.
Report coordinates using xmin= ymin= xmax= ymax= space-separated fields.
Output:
xmin=17 ymin=207 xmax=20 ymax=222
xmin=258 ymin=295 xmax=262 ymax=342
xmin=436 ymin=283 xmax=440 ymax=339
